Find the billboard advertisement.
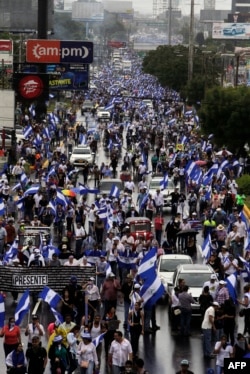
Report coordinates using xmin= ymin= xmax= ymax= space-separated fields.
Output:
xmin=26 ymin=40 xmax=93 ymax=64
xmin=212 ymin=22 xmax=250 ymax=39
xmin=72 ymin=2 xmax=104 ymax=21
xmin=13 ymin=74 xmax=49 ymax=101
xmin=0 ymin=39 xmax=13 ymax=72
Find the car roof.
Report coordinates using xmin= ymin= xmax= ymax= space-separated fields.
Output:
xmin=160 ymin=254 xmax=193 ymax=261
xmin=176 ymin=264 xmax=213 ymax=273
xmin=125 ymin=217 xmax=151 ymax=223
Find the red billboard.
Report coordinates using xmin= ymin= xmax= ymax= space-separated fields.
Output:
xmin=107 ymin=41 xmax=126 ymax=48
xmin=13 ymin=74 xmax=49 ymax=101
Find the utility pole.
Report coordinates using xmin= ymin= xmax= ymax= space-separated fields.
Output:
xmin=168 ymin=0 xmax=172 ymax=46
xmin=36 ymin=0 xmax=49 ymax=121
xmin=188 ymin=0 xmax=194 ymax=82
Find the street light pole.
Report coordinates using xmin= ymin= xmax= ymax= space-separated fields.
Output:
xmin=188 ymin=0 xmax=194 ymax=82
xmin=168 ymin=0 xmax=172 ymax=46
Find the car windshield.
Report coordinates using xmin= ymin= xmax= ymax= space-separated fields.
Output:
xmin=130 ymin=223 xmax=151 ymax=232
xmin=177 ymin=273 xmax=212 ymax=287
xmin=73 ymin=148 xmax=91 ymax=154
xmin=160 ymin=259 xmax=192 ymax=272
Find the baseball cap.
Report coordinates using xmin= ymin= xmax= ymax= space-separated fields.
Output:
xmin=210 ymin=274 xmax=217 ymax=280
xmin=219 ymin=280 xmax=226 ymax=285
xmin=81 ymin=332 xmax=92 ymax=339
xmin=113 ymin=236 xmax=120 ymax=241
xmin=32 ymin=315 xmax=38 ymax=319
xmin=53 ymin=335 xmax=63 ymax=343
xmin=134 ymin=283 xmax=141 ymax=289
xmin=180 ymin=359 xmax=189 ymax=366
xmin=212 ymin=301 xmax=220 ymax=306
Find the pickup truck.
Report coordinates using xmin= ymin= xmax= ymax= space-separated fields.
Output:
xmin=81 ymin=99 xmax=93 ymax=115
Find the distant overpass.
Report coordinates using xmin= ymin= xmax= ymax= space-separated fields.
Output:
xmin=133 ymin=42 xmax=161 ymax=51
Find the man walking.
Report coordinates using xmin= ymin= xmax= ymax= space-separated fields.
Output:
xmin=201 ymin=301 xmax=219 ymax=359
xmin=26 ymin=335 xmax=48 ymax=374
xmin=108 ymin=331 xmax=133 ymax=374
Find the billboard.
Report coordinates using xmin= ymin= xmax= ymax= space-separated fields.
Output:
xmin=26 ymin=40 xmax=93 ymax=64
xmin=0 ymin=40 xmax=13 ymax=72
xmin=13 ymin=73 xmax=49 ymax=101
xmin=212 ymin=22 xmax=250 ymax=39
xmin=72 ymin=2 xmax=104 ymax=21
xmin=228 ymin=13 xmax=250 ymax=23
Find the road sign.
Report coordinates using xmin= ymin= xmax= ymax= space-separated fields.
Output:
xmin=26 ymin=39 xmax=93 ymax=63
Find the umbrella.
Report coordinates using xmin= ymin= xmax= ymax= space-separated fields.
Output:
xmin=62 ymin=189 xmax=76 ymax=197
xmin=195 ymin=160 xmax=207 ymax=166
xmin=177 ymin=229 xmax=199 ymax=237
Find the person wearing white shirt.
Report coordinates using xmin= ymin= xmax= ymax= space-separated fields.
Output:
xmin=87 ymin=204 xmax=97 ymax=235
xmin=153 ymin=189 xmax=164 ymax=215
xmin=124 ymin=180 xmax=135 ymax=195
xmin=25 ymin=315 xmax=45 ymax=346
xmin=234 ymin=216 xmax=247 ymax=240
xmin=64 ymin=255 xmax=79 ymax=266
xmin=108 ymin=331 xmax=133 ymax=373
xmin=223 ymin=254 xmax=240 ymax=276
xmin=213 ymin=335 xmax=233 ymax=373
xmin=203 ymin=274 xmax=219 ymax=300
xmin=74 ymin=222 xmax=86 ymax=258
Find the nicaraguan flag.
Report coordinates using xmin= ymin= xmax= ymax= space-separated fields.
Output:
xmin=79 ymin=133 xmax=86 ymax=145
xmin=110 ymin=184 xmax=120 ymax=198
xmin=51 ymin=306 xmax=64 ymax=324
xmin=106 ymin=262 xmax=112 ymax=278
xmin=56 ymin=190 xmax=68 ymax=207
xmin=97 ymin=206 xmax=108 ymax=220
xmin=24 ymin=186 xmax=40 ymax=196
xmin=202 ymin=234 xmax=211 ymax=261
xmin=39 ymin=286 xmax=61 ymax=308
xmin=168 ymin=118 xmax=176 ymax=125
xmin=239 ymin=256 xmax=250 ymax=283
xmin=139 ymin=193 xmax=149 ymax=211
xmin=43 ymin=127 xmax=51 ymax=139
xmin=15 ymin=289 xmax=30 ymax=326
xmin=0 ymin=294 xmax=5 ymax=328
xmin=107 ymin=138 xmax=113 ymax=151
xmin=79 ymin=183 xmax=99 ymax=195
xmin=23 ymin=125 xmax=33 ymax=139
xmin=185 ymin=161 xmax=196 ymax=177
xmin=3 ymin=240 xmax=18 ymax=263
xmin=160 ymin=173 xmax=168 ymax=190
xmin=46 ymin=167 xmax=57 ymax=182
xmin=140 ymin=272 xmax=165 ymax=307
xmin=12 ymin=182 xmax=22 ymax=191
xmin=0 ymin=198 xmax=5 ymax=216
xmin=205 ymin=185 xmax=212 ymax=201
xmin=239 ymin=210 xmax=249 ymax=231
xmin=48 ymin=201 xmax=56 ymax=216
xmin=92 ymin=332 xmax=106 ymax=347
xmin=138 ymin=247 xmax=157 ymax=279
xmin=117 ymin=252 xmax=138 ymax=270
xmin=185 ymin=110 xmax=193 ymax=116
xmin=226 ymin=272 xmax=237 ymax=304
xmin=20 ymin=172 xmax=28 ymax=186
xmin=169 ymin=153 xmax=177 ymax=168
xmin=33 ymin=134 xmax=42 ymax=148
xmin=180 ymin=135 xmax=188 ymax=145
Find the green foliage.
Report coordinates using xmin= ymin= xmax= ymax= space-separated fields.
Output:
xmin=200 ymin=86 xmax=250 ymax=152
xmin=236 ymin=175 xmax=250 ymax=196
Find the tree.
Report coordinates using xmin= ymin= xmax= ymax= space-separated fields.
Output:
xmin=200 ymin=86 xmax=250 ymax=153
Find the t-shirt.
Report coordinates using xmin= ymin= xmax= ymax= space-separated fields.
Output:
xmin=214 ymin=341 xmax=233 ymax=367
xmin=201 ymin=306 xmax=215 ymax=329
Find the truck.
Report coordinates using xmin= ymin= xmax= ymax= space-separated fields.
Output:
xmin=122 ymin=60 xmax=132 ymax=73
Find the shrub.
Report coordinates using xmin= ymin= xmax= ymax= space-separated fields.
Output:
xmin=236 ymin=174 xmax=250 ymax=196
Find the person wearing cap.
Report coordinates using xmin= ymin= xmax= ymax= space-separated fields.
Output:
xmin=203 ymin=274 xmax=219 ymax=300
xmin=201 ymin=301 xmax=219 ymax=359
xmin=176 ymin=359 xmax=194 ymax=374
xmin=26 ymin=335 xmax=48 ymax=374
xmin=108 ymin=330 xmax=133 ymax=373
xmin=27 ymin=248 xmax=45 ymax=267
xmin=215 ymin=224 xmax=227 ymax=250
xmin=215 ymin=280 xmax=229 ymax=306
xmin=25 ymin=315 xmax=45 ymax=347
xmin=48 ymin=335 xmax=69 ymax=374
xmin=101 ymin=272 xmax=121 ymax=314
xmin=77 ymin=332 xmax=99 ymax=373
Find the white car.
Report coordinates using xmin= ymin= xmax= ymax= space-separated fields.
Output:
xmin=157 ymin=254 xmax=193 ymax=301
xmin=149 ymin=176 xmax=179 ymax=207
xmin=69 ymin=146 xmax=93 ymax=166
xmin=96 ymin=107 xmax=111 ymax=122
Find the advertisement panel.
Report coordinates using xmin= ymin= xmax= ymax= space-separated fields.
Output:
xmin=228 ymin=13 xmax=250 ymax=23
xmin=13 ymin=73 xmax=49 ymax=101
xmin=212 ymin=22 xmax=250 ymax=39
xmin=26 ymin=40 xmax=94 ymax=64
xmin=108 ymin=41 xmax=126 ymax=48
xmin=0 ymin=39 xmax=13 ymax=72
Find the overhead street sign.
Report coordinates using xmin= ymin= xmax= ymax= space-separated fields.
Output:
xmin=26 ymin=39 xmax=93 ymax=64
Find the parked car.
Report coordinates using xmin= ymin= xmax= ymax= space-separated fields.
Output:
xmin=157 ymin=254 xmax=193 ymax=302
xmin=168 ymin=264 xmax=218 ymax=316
xmin=149 ymin=176 xmax=179 ymax=207
xmin=223 ymin=23 xmax=245 ymax=35
xmin=125 ymin=217 xmax=153 ymax=242
xmin=69 ymin=146 xmax=94 ymax=166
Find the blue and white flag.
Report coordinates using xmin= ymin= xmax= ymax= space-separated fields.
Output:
xmin=168 ymin=118 xmax=176 ymax=125
xmin=239 ymin=256 xmax=250 ymax=283
xmin=33 ymin=134 xmax=42 ymax=148
xmin=23 ymin=186 xmax=40 ymax=196
xmin=3 ymin=240 xmax=18 ymax=263
xmin=110 ymin=184 xmax=120 ymax=198
xmin=39 ymin=286 xmax=61 ymax=309
xmin=139 ymin=193 xmax=149 ymax=212
xmin=12 ymin=182 xmax=22 ymax=192
xmin=106 ymin=262 xmax=112 ymax=278
xmin=43 ymin=127 xmax=51 ymax=140
xmin=205 ymin=185 xmax=212 ymax=201
xmin=117 ymin=251 xmax=138 ymax=270
xmin=169 ymin=153 xmax=177 ymax=168
xmin=0 ymin=294 xmax=5 ymax=328
xmin=185 ymin=161 xmax=196 ymax=177
xmin=23 ymin=125 xmax=33 ymax=139
xmin=180 ymin=135 xmax=188 ymax=145
xmin=56 ymin=190 xmax=68 ymax=207
xmin=48 ymin=201 xmax=56 ymax=216
xmin=226 ymin=272 xmax=237 ymax=304
xmin=92 ymin=332 xmax=106 ymax=347
xmin=140 ymin=272 xmax=165 ymax=308
xmin=20 ymin=172 xmax=28 ymax=186
xmin=138 ymin=247 xmax=157 ymax=279
xmin=0 ymin=198 xmax=5 ymax=216
xmin=15 ymin=289 xmax=30 ymax=325
xmin=46 ymin=167 xmax=57 ymax=182
xmin=185 ymin=110 xmax=193 ymax=116
xmin=160 ymin=173 xmax=168 ymax=190
xmin=51 ymin=306 xmax=64 ymax=324
xmin=97 ymin=206 xmax=108 ymax=220
xmin=79 ymin=133 xmax=86 ymax=145
xmin=79 ymin=183 xmax=99 ymax=195
xmin=202 ymin=234 xmax=211 ymax=261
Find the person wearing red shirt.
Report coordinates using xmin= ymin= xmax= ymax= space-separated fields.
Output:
xmin=154 ymin=213 xmax=164 ymax=246
xmin=0 ymin=316 xmax=21 ymax=357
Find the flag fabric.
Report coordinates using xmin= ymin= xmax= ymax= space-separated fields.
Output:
xmin=23 ymin=125 xmax=33 ymax=138
xmin=56 ymin=190 xmax=68 ymax=207
xmin=117 ymin=252 xmax=138 ymax=269
xmin=202 ymin=234 xmax=211 ymax=261
xmin=239 ymin=256 xmax=250 ymax=283
xmin=110 ymin=184 xmax=120 ymax=198
xmin=140 ymin=272 xmax=165 ymax=307
xmin=0 ymin=294 xmax=5 ymax=328
xmin=92 ymin=332 xmax=106 ymax=347
xmin=48 ymin=201 xmax=56 ymax=216
xmin=12 ymin=182 xmax=22 ymax=191
xmin=51 ymin=306 xmax=64 ymax=324
xmin=185 ymin=161 xmax=197 ymax=178
xmin=0 ymin=198 xmax=5 ymax=216
xmin=160 ymin=174 xmax=168 ymax=190
xmin=226 ymin=272 xmax=238 ymax=304
xmin=79 ymin=184 xmax=99 ymax=195
xmin=138 ymin=247 xmax=157 ymax=279
xmin=23 ymin=186 xmax=40 ymax=196
xmin=3 ymin=240 xmax=18 ymax=263
xmin=39 ymin=286 xmax=61 ymax=309
xmin=20 ymin=172 xmax=28 ymax=186
xmin=106 ymin=262 xmax=112 ymax=278
xmin=15 ymin=289 xmax=30 ymax=325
